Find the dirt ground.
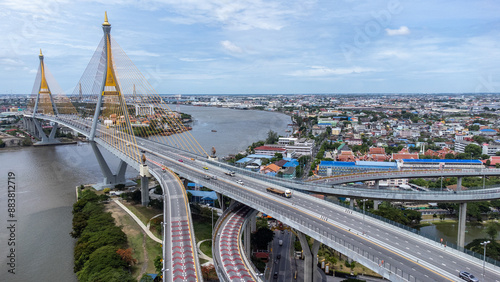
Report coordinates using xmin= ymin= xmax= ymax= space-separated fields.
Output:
xmin=107 ymin=201 xmax=141 ymax=237
xmin=106 ymin=201 xmax=148 ymax=280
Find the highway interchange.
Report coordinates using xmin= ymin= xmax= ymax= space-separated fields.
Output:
xmin=31 ymin=114 xmax=500 ymax=281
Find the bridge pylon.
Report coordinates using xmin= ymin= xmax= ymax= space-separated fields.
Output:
xmin=83 ymin=12 xmax=142 ymax=190
xmin=26 ymin=50 xmax=61 ymax=144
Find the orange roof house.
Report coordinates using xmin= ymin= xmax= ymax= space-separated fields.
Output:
xmin=262 ymin=164 xmax=280 ymax=174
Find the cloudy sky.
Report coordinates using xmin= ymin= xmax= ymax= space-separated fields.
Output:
xmin=1 ymin=0 xmax=500 ymax=94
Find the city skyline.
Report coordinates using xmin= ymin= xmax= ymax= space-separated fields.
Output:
xmin=1 ymin=0 xmax=500 ymax=95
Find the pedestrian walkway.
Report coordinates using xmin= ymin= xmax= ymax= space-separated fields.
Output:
xmin=197 ymin=239 xmax=214 ymax=266
xmin=146 ymin=213 xmax=163 ymax=229
xmin=113 ymin=199 xmax=162 ymax=243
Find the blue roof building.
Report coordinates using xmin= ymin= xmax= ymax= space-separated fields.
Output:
xmin=317 ymin=160 xmax=397 ymax=176
xmin=186 ymin=190 xmax=217 ymax=206
xmin=187 ymin=183 xmax=203 ymax=188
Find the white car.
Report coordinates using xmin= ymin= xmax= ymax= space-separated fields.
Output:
xmin=236 ymin=180 xmax=244 ymax=185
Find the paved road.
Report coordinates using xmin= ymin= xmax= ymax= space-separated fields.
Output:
xmin=270 ymin=229 xmax=295 ymax=282
xmin=149 ymin=162 xmax=201 ymax=282
xmin=33 ymin=114 xmax=500 ymax=281
xmin=213 ymin=204 xmax=258 ymax=281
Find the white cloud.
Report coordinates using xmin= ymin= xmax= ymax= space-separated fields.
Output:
xmin=287 ymin=66 xmax=375 ymax=77
xmin=126 ymin=50 xmax=160 ymax=57
xmin=221 ymin=40 xmax=243 ymax=53
xmin=158 ymin=0 xmax=313 ymax=30
xmin=386 ymin=26 xmax=410 ymax=36
xmin=179 ymin=57 xmax=216 ymax=62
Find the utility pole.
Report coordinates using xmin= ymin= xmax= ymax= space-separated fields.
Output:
xmin=481 ymin=240 xmax=490 ymax=279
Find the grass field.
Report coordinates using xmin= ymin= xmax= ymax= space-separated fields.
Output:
xmin=192 ymin=214 xmax=214 ymax=241
xmin=200 ymin=240 xmax=212 ymax=258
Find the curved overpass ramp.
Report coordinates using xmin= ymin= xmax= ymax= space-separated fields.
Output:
xmin=308 ymin=168 xmax=500 ymax=184
xmin=213 ymin=204 xmax=259 ymax=282
xmin=29 ymin=114 xmax=500 ymax=281
xmin=29 ymin=114 xmax=202 ymax=281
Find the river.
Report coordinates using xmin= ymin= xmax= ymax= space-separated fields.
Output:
xmin=0 ymin=106 xmax=291 ymax=281
xmin=2 ymin=105 xmax=493 ymax=281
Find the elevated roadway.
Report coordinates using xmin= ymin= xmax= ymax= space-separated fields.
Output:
xmin=29 ymin=114 xmax=500 ymax=281
xmin=213 ymin=204 xmax=259 ymax=282
xmin=32 ymin=113 xmax=500 ymax=203
xmin=308 ymin=169 xmax=500 ymax=185
xmin=31 ymin=114 xmax=202 ymax=281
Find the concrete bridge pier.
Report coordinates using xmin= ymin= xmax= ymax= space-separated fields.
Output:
xmin=456 ymin=177 xmax=467 ymax=247
xmin=250 ymin=213 xmax=256 ymax=232
xmin=90 ymin=141 xmax=128 ymax=189
xmin=373 ymin=180 xmax=381 ymax=210
xmin=297 ymin=231 xmax=321 ymax=282
xmin=141 ymin=176 xmax=150 ymax=207
xmin=244 ymin=217 xmax=252 ymax=259
xmin=216 ymin=193 xmax=235 ymax=212
xmin=32 ymin=117 xmax=60 ymax=144
xmin=23 ymin=117 xmax=33 ymax=135
xmin=243 ymin=210 xmax=258 ymax=260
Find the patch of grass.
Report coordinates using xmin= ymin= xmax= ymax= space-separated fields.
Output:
xmin=123 ymin=202 xmax=162 ymax=224
xmin=199 ymin=258 xmax=208 ymax=265
xmin=129 ymin=233 xmax=145 ymax=279
xmin=107 ymin=201 xmax=162 ymax=278
xmin=429 ymin=220 xmax=458 ymax=225
xmin=145 ymin=237 xmax=162 ymax=274
xmin=192 ymin=214 xmax=214 ymax=241
xmin=200 ymin=240 xmax=212 ymax=258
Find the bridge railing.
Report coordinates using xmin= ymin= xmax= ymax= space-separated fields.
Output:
xmin=327 ymin=198 xmax=500 ymax=268
xmin=207 ymin=160 xmax=500 ymax=199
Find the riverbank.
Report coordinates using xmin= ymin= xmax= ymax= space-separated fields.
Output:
xmin=105 ymin=199 xmax=162 ymax=279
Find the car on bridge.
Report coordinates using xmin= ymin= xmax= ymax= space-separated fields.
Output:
xmin=178 ymin=159 xmax=183 ymax=162
xmin=236 ymin=180 xmax=244 ymax=185
xmin=459 ymin=271 xmax=479 ymax=282
xmin=203 ymin=166 xmax=208 ymax=170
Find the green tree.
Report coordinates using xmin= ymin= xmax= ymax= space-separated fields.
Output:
xmin=464 ymin=144 xmax=482 ymax=159
xmin=266 ymin=130 xmax=279 ymax=144
xmin=468 ymin=124 xmax=480 ymax=131
xmin=77 ymin=245 xmax=133 ymax=282
xmin=486 ymin=222 xmax=500 ymax=240
xmin=154 ymin=255 xmax=163 ymax=275
xmin=444 ymin=153 xmax=455 ymax=159
xmin=251 ymin=228 xmax=274 ymax=249
xmin=22 ymin=137 xmax=32 ymax=146
xmin=140 ymin=274 xmax=155 ymax=282
xmin=466 ymin=239 xmax=500 ymax=260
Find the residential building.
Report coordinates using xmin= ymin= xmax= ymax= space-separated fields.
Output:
xmin=254 ymin=146 xmax=286 ymax=156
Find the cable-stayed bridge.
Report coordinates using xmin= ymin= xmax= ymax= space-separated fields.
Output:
xmin=23 ymin=13 xmax=500 ymax=282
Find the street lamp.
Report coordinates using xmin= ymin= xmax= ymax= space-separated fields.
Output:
xmin=481 ymin=240 xmax=490 ymax=279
